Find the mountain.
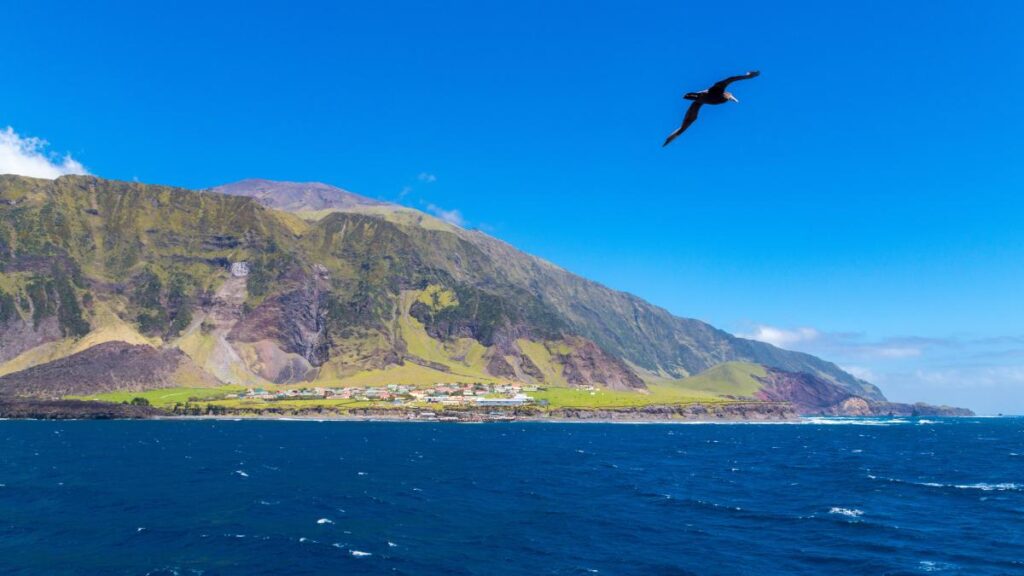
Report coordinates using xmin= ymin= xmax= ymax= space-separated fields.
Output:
xmin=210 ymin=179 xmax=385 ymax=212
xmin=205 ymin=179 xmax=882 ymax=395
xmin=0 ymin=174 xmax=913 ymax=414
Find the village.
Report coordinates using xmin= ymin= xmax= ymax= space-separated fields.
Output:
xmin=226 ymin=381 xmax=541 ymax=408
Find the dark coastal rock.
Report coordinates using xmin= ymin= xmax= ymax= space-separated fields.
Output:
xmin=0 ymin=398 xmax=165 ymax=419
xmin=548 ymin=402 xmax=797 ymax=421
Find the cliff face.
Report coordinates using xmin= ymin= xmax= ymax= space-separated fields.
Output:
xmin=0 ymin=174 xmax=886 ymax=405
xmin=755 ymin=368 xmax=973 ymax=416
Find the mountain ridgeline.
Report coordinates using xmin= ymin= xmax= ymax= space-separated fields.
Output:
xmin=0 ymin=174 xmax=922 ymax=415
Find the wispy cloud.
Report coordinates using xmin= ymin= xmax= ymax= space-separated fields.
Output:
xmin=840 ymin=365 xmax=876 ymax=382
xmin=417 ymin=172 xmax=437 ymax=183
xmin=872 ymin=364 xmax=1024 ymax=415
xmin=742 ymin=323 xmax=1024 ymax=413
xmin=741 ymin=325 xmax=820 ymax=348
xmin=426 ymin=203 xmax=465 ymax=227
xmin=0 ymin=126 xmax=89 ymax=179
xmin=741 ymin=324 xmax=932 ymax=359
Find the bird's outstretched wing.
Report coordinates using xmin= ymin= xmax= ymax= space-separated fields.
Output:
xmin=663 ymin=100 xmax=702 ymax=147
xmin=710 ymin=70 xmax=760 ymax=95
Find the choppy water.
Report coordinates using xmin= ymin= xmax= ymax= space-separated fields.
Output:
xmin=1 ymin=418 xmax=1022 ymax=575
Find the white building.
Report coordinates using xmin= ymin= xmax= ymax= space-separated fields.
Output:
xmin=474 ymin=394 xmax=533 ymax=407
xmin=230 ymin=262 xmax=250 ymax=277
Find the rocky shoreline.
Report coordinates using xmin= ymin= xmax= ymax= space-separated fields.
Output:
xmin=0 ymin=397 xmax=973 ymax=422
xmin=0 ymin=398 xmax=165 ymax=420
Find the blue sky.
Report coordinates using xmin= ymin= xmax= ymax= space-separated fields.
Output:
xmin=2 ymin=1 xmax=1022 ymax=413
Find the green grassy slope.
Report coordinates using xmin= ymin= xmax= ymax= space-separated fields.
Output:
xmin=669 ymin=361 xmax=768 ymax=397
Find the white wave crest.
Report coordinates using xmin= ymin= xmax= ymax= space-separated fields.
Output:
xmin=829 ymin=507 xmax=864 ymax=518
xmin=350 ymin=550 xmax=372 ymax=557
xmin=868 ymin=475 xmax=1020 ymax=492
xmin=954 ymin=482 xmax=1020 ymax=491
xmin=803 ymin=417 xmax=908 ymax=426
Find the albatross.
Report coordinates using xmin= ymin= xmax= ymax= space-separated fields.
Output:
xmin=662 ymin=70 xmax=760 ymax=147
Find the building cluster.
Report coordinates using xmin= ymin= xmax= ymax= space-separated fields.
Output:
xmin=230 ymin=382 xmax=537 ymax=407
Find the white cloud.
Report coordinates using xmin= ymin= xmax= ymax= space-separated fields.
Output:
xmin=0 ymin=126 xmax=89 ymax=179
xmin=426 ymin=204 xmax=465 ymax=227
xmin=907 ymin=365 xmax=1024 ymax=389
xmin=869 ymin=346 xmax=921 ymax=358
xmin=742 ymin=324 xmax=927 ymax=359
xmin=872 ymin=364 xmax=1024 ymax=415
xmin=417 ymin=172 xmax=437 ymax=183
xmin=741 ymin=325 xmax=820 ymax=348
xmin=841 ymin=365 xmax=876 ymax=382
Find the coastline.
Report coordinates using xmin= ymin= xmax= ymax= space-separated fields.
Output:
xmin=0 ymin=398 xmax=800 ymax=423
xmin=0 ymin=397 xmax=974 ymax=422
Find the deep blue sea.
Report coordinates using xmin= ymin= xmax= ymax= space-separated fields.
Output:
xmin=1 ymin=418 xmax=1022 ymax=575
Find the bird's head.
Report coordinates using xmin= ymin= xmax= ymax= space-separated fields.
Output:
xmin=725 ymin=92 xmax=739 ymax=103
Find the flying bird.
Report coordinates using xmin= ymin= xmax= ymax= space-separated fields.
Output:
xmin=662 ymin=70 xmax=760 ymax=147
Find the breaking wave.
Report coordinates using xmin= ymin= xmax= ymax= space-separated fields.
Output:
xmin=829 ymin=507 xmax=864 ymax=518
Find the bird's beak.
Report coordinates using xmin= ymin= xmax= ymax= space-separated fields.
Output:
xmin=727 ymin=95 xmax=739 ymax=103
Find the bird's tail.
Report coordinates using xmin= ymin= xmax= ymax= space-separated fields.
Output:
xmin=683 ymin=92 xmax=701 ymax=100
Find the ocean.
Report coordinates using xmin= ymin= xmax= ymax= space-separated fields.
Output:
xmin=1 ymin=418 xmax=1021 ymax=575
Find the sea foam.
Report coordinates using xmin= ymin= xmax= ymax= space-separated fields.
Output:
xmin=829 ymin=507 xmax=864 ymax=518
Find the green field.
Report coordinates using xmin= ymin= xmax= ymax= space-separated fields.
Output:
xmin=531 ymin=384 xmax=728 ymax=409
xmin=71 ymin=386 xmax=245 ymax=408
xmin=203 ymin=398 xmax=380 ymax=411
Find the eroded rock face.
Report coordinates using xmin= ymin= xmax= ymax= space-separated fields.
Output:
xmin=234 ymin=339 xmax=315 ymax=384
xmin=486 ymin=352 xmax=516 ymax=378
xmin=0 ymin=341 xmax=217 ymax=398
xmin=754 ymin=368 xmax=975 ymax=416
xmin=0 ymin=317 xmax=61 ymax=364
xmin=229 ymin=272 xmax=329 ymax=381
xmin=835 ymin=396 xmax=873 ymax=416
xmin=556 ymin=337 xmax=646 ymax=391
xmin=517 ymin=353 xmax=545 ymax=381
xmin=754 ymin=368 xmax=855 ymax=414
